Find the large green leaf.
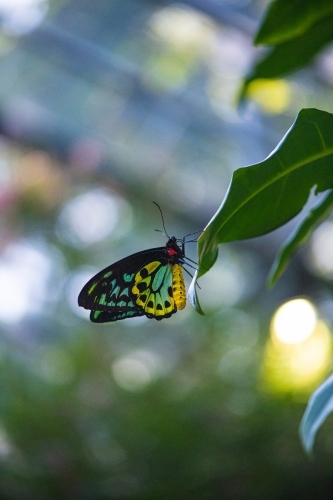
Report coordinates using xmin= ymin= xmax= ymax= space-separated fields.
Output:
xmin=299 ymin=374 xmax=333 ymax=454
xmin=194 ymin=108 xmax=333 ymax=281
xmin=268 ymin=190 xmax=333 ymax=286
xmin=241 ymin=14 xmax=333 ymax=97
xmin=255 ymin=0 xmax=333 ymax=45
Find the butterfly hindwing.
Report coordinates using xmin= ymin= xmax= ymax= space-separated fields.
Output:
xmin=132 ymin=261 xmax=176 ymax=319
xmin=78 ymin=243 xmax=185 ymax=322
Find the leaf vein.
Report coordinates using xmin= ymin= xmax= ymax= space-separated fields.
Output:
xmin=310 ymin=120 xmax=327 ymax=149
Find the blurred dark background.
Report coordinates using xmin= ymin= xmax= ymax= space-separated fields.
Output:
xmin=1 ymin=0 xmax=333 ymax=498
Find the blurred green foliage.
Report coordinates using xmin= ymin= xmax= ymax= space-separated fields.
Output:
xmin=241 ymin=0 xmax=333 ymax=100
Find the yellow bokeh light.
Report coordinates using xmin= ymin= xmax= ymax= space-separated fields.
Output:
xmin=262 ymin=298 xmax=332 ymax=394
xmin=271 ymin=298 xmax=317 ymax=345
xmin=262 ymin=320 xmax=332 ymax=395
xmin=246 ymin=78 xmax=291 ymax=113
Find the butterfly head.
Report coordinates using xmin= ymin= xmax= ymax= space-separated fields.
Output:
xmin=166 ymin=235 xmax=185 ymax=258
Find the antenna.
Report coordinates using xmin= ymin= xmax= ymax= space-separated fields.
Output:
xmin=153 ymin=201 xmax=170 ymax=238
xmin=182 ymin=230 xmax=203 ymax=243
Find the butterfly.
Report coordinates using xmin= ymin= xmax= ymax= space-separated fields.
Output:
xmin=78 ymin=205 xmax=199 ymax=323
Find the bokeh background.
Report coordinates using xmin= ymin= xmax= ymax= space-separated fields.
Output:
xmin=1 ymin=1 xmax=333 ymax=499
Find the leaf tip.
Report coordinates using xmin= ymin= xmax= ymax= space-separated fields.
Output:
xmin=298 ymin=374 xmax=333 ymax=456
xmin=299 ymin=420 xmax=314 ymax=457
xmin=188 ymin=272 xmax=205 ymax=316
xmin=267 ymin=265 xmax=279 ymax=289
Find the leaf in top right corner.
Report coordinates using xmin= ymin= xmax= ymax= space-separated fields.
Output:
xmin=255 ymin=0 xmax=333 ymax=45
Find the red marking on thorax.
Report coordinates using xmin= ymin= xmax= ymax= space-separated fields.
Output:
xmin=167 ymin=248 xmax=177 ymax=256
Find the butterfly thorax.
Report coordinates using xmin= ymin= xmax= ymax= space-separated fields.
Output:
xmin=165 ymin=236 xmax=184 ymax=263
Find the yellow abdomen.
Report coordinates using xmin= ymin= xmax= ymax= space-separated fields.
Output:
xmin=172 ymin=264 xmax=186 ymax=310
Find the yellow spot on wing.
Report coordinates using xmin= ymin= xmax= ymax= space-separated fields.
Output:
xmin=145 ymin=261 xmax=161 ymax=274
